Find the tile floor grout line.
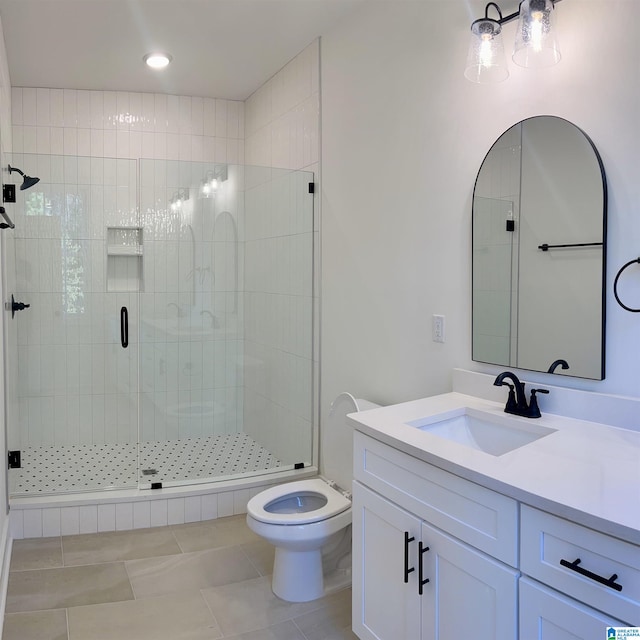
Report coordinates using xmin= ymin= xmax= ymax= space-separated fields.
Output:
xmin=196 ymin=587 xmax=224 ymax=638
xmin=291 ymin=617 xmax=312 ymax=640
xmin=170 ymin=526 xmax=187 ymax=554
xmin=238 ymin=543 xmax=265 ymax=578
xmin=121 ymin=557 xmax=138 ymax=602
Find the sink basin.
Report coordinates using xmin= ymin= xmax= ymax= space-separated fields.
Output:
xmin=406 ymin=409 xmax=556 ymax=456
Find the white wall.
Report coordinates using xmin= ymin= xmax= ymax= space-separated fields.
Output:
xmin=320 ymin=1 xmax=640 ymax=468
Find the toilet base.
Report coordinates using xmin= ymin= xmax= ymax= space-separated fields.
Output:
xmin=272 ymin=547 xmax=324 ymax=602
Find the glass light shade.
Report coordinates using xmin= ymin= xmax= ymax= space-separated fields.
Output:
xmin=464 ymin=19 xmax=509 ymax=84
xmin=513 ymin=0 xmax=561 ymax=68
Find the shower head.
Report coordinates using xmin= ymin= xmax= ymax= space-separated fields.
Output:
xmin=8 ymin=165 xmax=40 ymax=190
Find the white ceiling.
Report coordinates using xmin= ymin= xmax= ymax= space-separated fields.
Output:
xmin=0 ymin=0 xmax=363 ymax=101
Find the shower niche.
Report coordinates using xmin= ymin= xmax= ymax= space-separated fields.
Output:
xmin=106 ymin=226 xmax=144 ymax=292
xmin=4 ymin=154 xmax=316 ymax=496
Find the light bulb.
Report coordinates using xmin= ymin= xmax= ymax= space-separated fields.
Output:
xmin=530 ymin=11 xmax=544 ymax=52
xmin=479 ymin=34 xmax=494 ymax=67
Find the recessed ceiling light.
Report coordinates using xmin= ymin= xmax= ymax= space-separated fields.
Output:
xmin=143 ymin=52 xmax=172 ymax=69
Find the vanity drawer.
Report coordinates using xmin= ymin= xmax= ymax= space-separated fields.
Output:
xmin=521 ymin=505 xmax=640 ymax=625
xmin=353 ymin=431 xmax=518 ymax=566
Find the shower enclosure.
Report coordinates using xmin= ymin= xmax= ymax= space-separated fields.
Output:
xmin=3 ymin=153 xmax=315 ymax=496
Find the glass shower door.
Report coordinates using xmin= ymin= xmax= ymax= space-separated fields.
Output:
xmin=138 ymin=159 xmax=245 ymax=487
xmin=5 ymin=153 xmax=140 ymax=495
xmin=138 ymin=161 xmax=315 ymax=489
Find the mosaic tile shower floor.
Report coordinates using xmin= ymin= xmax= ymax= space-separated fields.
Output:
xmin=10 ymin=433 xmax=282 ymax=495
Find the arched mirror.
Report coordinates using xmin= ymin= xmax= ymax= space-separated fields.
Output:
xmin=472 ymin=116 xmax=607 ymax=380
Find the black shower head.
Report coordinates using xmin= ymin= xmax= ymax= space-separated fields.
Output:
xmin=8 ymin=164 xmax=40 ymax=190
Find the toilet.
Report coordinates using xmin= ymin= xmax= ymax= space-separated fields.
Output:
xmin=246 ymin=392 xmax=380 ymax=603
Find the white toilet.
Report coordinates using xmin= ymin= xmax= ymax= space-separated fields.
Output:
xmin=246 ymin=392 xmax=380 ymax=602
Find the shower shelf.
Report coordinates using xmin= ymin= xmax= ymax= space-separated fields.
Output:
xmin=107 ymin=226 xmax=144 ymax=292
xmin=107 ymin=245 xmax=144 ymax=256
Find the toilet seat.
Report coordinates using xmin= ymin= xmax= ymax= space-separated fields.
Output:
xmin=247 ymin=478 xmax=351 ymax=525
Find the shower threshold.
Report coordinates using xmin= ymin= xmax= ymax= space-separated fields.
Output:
xmin=9 ymin=433 xmax=282 ymax=496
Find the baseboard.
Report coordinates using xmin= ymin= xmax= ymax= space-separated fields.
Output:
xmin=0 ymin=514 xmax=13 ymax=631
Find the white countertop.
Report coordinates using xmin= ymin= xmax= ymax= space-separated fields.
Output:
xmin=348 ymin=392 xmax=640 ymax=545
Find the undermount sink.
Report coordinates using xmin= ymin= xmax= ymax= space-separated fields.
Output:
xmin=406 ymin=408 xmax=557 ymax=456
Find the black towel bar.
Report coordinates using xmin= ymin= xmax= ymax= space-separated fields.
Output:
xmin=538 ymin=242 xmax=603 ymax=251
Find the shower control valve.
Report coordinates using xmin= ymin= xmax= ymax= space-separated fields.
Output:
xmin=8 ymin=294 xmax=30 ymax=318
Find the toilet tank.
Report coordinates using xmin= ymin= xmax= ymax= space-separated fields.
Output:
xmin=323 ymin=392 xmax=380 ymax=492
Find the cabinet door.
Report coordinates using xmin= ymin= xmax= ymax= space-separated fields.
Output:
xmin=353 ymin=482 xmax=421 ymax=640
xmin=520 ymin=577 xmax=627 ymax=640
xmin=420 ymin=521 xmax=518 ymax=640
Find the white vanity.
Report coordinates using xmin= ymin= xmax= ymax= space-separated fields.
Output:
xmin=348 ymin=391 xmax=640 ymax=639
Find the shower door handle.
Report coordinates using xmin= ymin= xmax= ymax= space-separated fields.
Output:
xmin=120 ymin=306 xmax=128 ymax=348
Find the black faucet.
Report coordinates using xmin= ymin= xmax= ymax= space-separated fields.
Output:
xmin=547 ymin=359 xmax=569 ymax=374
xmin=493 ymin=371 xmax=549 ymax=418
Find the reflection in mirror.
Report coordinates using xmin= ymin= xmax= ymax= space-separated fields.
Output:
xmin=472 ymin=116 xmax=607 ymax=380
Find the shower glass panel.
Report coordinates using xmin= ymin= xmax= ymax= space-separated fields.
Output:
xmin=4 ymin=154 xmax=314 ymax=495
xmin=138 ymin=161 xmax=314 ymax=488
xmin=5 ymin=153 xmax=140 ymax=495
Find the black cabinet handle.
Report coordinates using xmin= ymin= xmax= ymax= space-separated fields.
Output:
xmin=120 ymin=306 xmax=129 ymax=348
xmin=560 ymin=558 xmax=623 ymax=592
xmin=418 ymin=541 xmax=430 ymax=595
xmin=403 ymin=532 xmax=415 ymax=583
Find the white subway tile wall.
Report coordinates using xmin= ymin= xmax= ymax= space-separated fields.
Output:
xmin=8 ymin=88 xmax=244 ymax=451
xmin=12 ymin=89 xmax=244 ymax=163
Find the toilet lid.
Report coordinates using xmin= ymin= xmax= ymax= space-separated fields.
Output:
xmin=247 ymin=478 xmax=351 ymax=525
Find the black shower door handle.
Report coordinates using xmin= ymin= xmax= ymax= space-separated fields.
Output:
xmin=120 ymin=306 xmax=128 ymax=348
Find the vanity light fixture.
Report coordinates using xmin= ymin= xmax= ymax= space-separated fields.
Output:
xmin=200 ymin=165 xmax=228 ymax=199
xmin=465 ymin=0 xmax=562 ymax=84
xmin=170 ymin=188 xmax=189 ymax=213
xmin=201 ymin=173 xmax=219 ymax=199
xmin=143 ymin=52 xmax=172 ymax=70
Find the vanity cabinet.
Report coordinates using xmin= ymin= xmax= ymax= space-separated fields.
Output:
xmin=353 ymin=482 xmax=518 ymax=640
xmin=352 ymin=431 xmax=519 ymax=640
xmin=352 ymin=430 xmax=637 ymax=640
xmin=519 ymin=505 xmax=637 ymax=637
xmin=519 ymin=577 xmax=626 ymax=639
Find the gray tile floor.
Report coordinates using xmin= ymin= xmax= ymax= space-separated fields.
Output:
xmin=2 ymin=515 xmax=357 ymax=640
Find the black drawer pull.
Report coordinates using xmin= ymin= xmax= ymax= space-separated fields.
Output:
xmin=560 ymin=558 xmax=623 ymax=592
xmin=120 ymin=306 xmax=129 ymax=348
xmin=418 ymin=541 xmax=430 ymax=595
xmin=403 ymin=532 xmax=415 ymax=583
